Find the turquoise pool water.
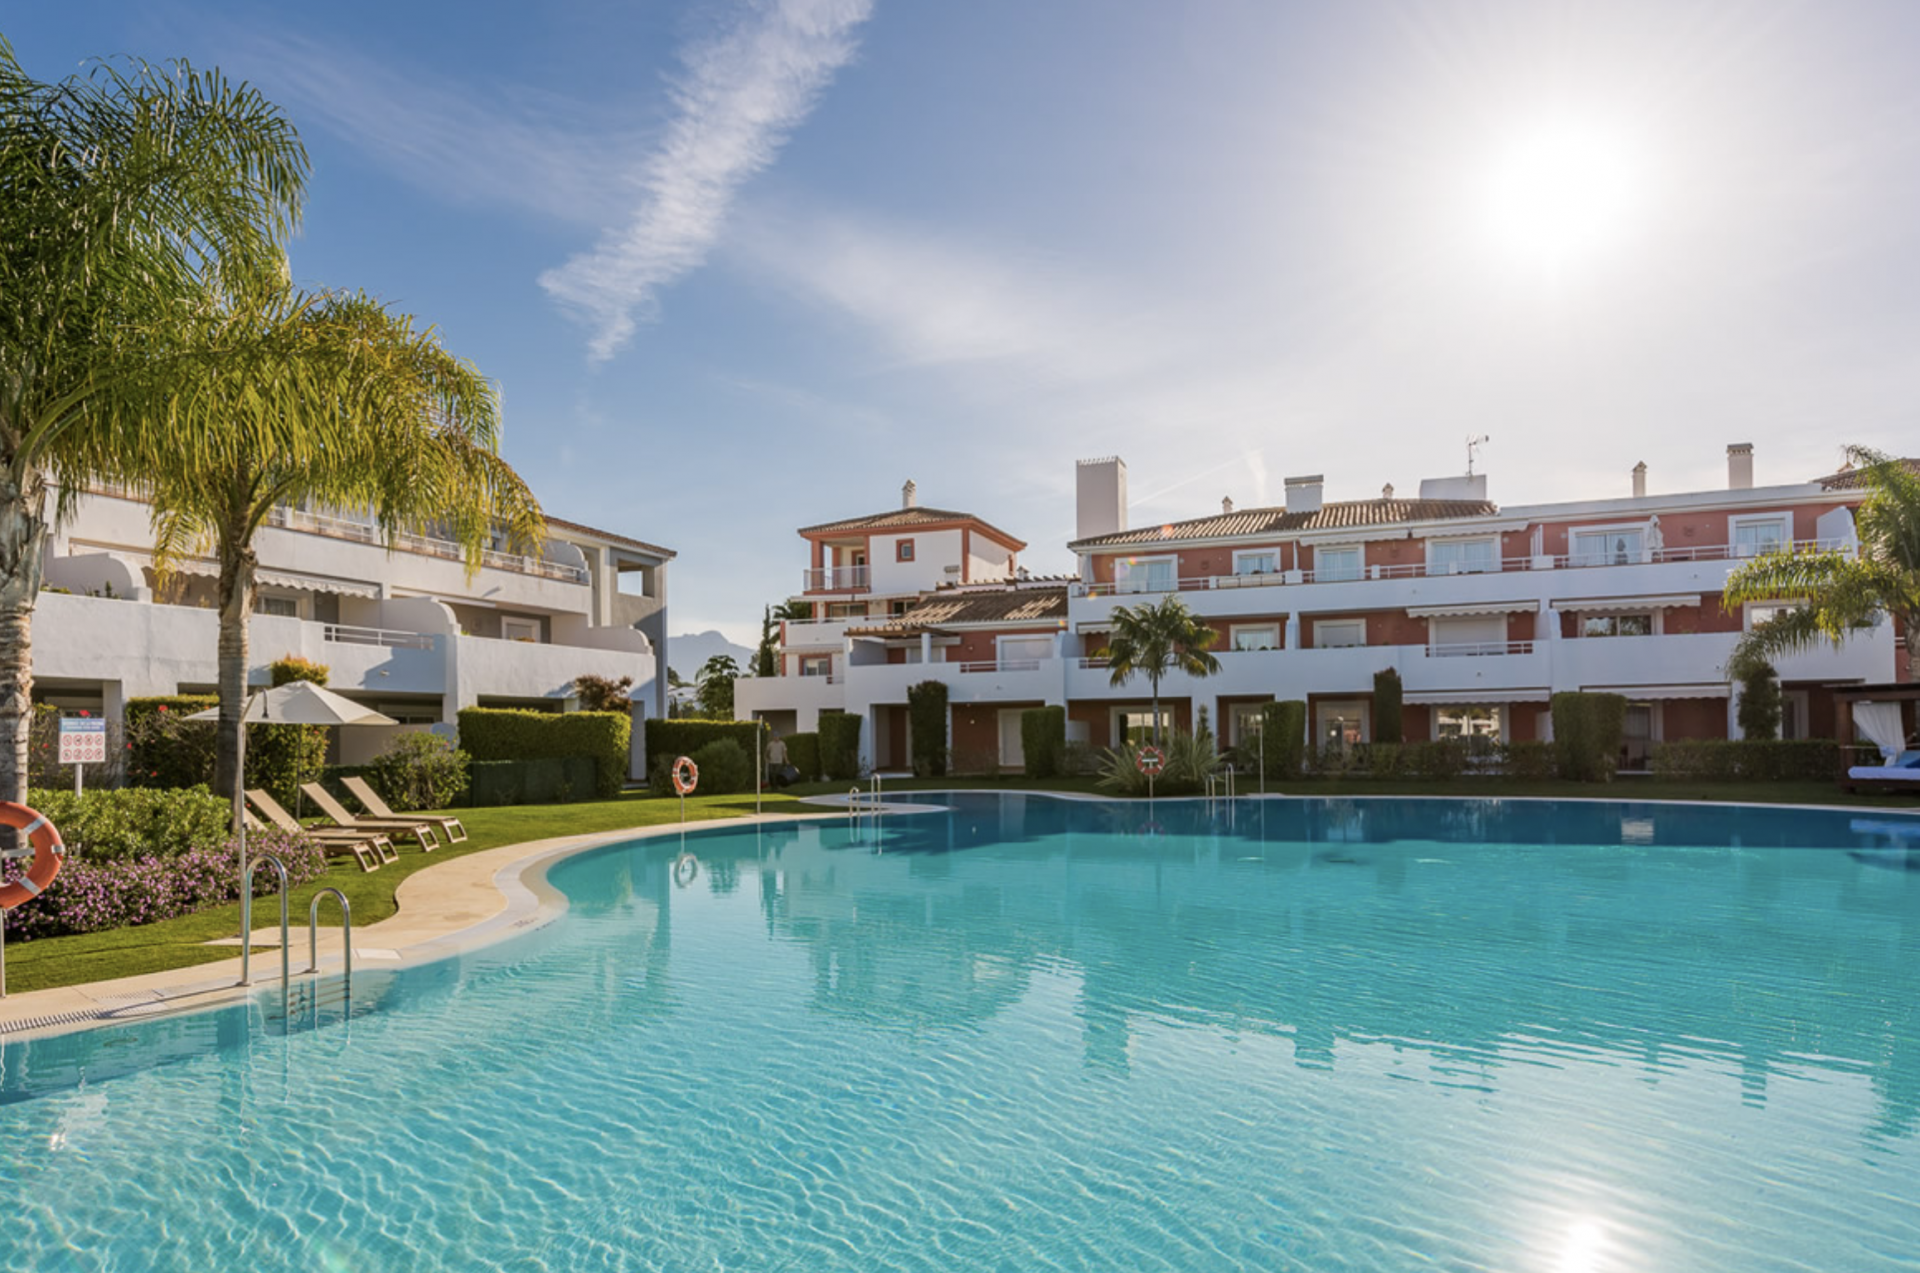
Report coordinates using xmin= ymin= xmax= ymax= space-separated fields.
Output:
xmin=2 ymin=794 xmax=1918 ymax=1271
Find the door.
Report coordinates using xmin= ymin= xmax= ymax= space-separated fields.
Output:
xmin=1623 ymin=704 xmax=1654 ymax=771
xmin=998 ymin=709 xmax=1027 ymax=770
xmin=997 ymin=635 xmax=1052 ymax=669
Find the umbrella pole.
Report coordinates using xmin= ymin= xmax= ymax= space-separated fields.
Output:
xmin=235 ymin=712 xmax=247 ymax=976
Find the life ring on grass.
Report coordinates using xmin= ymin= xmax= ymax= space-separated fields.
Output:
xmin=0 ymin=801 xmax=64 ymax=910
xmin=673 ymin=853 xmax=699 ymax=888
xmin=671 ymin=756 xmax=699 ymax=796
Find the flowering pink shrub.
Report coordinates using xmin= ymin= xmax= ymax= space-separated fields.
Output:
xmin=0 ymin=828 xmax=328 ymax=941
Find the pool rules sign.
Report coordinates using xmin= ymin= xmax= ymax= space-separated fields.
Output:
xmin=59 ymin=717 xmax=107 ymax=793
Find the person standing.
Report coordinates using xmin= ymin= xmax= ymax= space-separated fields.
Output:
xmin=766 ymin=731 xmax=790 ymax=787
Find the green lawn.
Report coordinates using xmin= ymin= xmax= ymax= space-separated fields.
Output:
xmin=6 ymin=775 xmax=1914 ymax=997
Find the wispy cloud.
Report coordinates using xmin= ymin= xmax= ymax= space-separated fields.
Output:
xmin=540 ymin=0 xmax=875 ymax=361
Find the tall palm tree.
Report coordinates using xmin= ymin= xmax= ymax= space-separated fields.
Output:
xmin=148 ymin=281 xmax=543 ymax=805
xmin=1099 ymin=595 xmax=1221 ymax=745
xmin=0 ymin=40 xmax=307 ymax=799
xmin=1724 ymin=446 xmax=1920 ymax=681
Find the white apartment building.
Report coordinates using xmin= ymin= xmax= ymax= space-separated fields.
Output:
xmin=33 ymin=486 xmax=672 ymax=773
xmin=737 ymin=448 xmax=1904 ymax=773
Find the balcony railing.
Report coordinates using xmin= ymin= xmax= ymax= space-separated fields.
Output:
xmin=1071 ymin=538 xmax=1852 ymax=598
xmin=955 ymin=658 xmax=1045 ymax=674
xmin=802 ymin=566 xmax=870 ymax=592
xmin=261 ymin=506 xmax=590 ymax=584
xmin=323 ymin=623 xmax=436 ymax=650
xmin=1426 ymin=640 xmax=1536 ymax=658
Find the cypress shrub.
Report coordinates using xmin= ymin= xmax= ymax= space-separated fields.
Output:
xmin=1372 ymin=668 xmax=1404 ymax=745
xmin=458 ymin=708 xmax=631 ymax=798
xmin=247 ymin=656 xmax=331 ymax=809
xmin=785 ymin=732 xmax=821 ymax=782
xmin=817 ymin=711 xmax=863 ymax=781
xmin=1020 ymin=706 xmax=1066 ymax=778
xmin=1736 ymin=661 xmax=1783 ymax=740
xmin=1259 ymin=700 xmax=1308 ymax=779
xmin=907 ymin=680 xmax=949 ymax=777
xmin=1551 ymin=692 xmax=1628 ymax=782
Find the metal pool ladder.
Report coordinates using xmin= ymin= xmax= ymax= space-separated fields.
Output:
xmin=240 ymin=852 xmax=291 ymax=993
xmin=307 ymin=887 xmax=352 ymax=992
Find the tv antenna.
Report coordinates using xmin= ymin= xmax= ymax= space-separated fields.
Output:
xmin=1466 ymin=434 xmax=1490 ymax=477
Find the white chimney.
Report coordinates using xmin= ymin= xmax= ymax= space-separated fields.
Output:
xmin=1076 ymin=457 xmax=1128 ymax=541
xmin=1382 ymin=483 xmax=1395 ymax=500
xmin=1632 ymin=462 xmax=1647 ymax=499
xmin=902 ymin=479 xmax=918 ymax=509
xmin=1418 ymin=473 xmax=1488 ymax=501
xmin=1222 ymin=496 xmax=1234 ymax=514
xmin=1284 ymin=474 xmax=1324 ymax=515
xmin=1727 ymin=443 xmax=1753 ymax=490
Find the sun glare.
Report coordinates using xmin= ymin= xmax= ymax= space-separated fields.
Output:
xmin=1480 ymin=116 xmax=1645 ymax=278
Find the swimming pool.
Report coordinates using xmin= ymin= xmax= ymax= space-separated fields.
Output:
xmin=2 ymin=793 xmax=1917 ymax=1270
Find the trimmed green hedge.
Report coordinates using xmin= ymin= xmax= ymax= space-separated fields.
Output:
xmin=459 ymin=708 xmax=630 ymax=798
xmin=1500 ymin=741 xmax=1560 ymax=781
xmin=785 ymin=732 xmax=821 ymax=782
xmin=818 ymin=712 xmax=863 ymax=781
xmin=1551 ymin=692 xmax=1627 ymax=783
xmin=647 ymin=737 xmax=754 ymax=796
xmin=1259 ymin=700 xmax=1308 ymax=779
xmin=25 ymin=786 xmax=229 ymax=861
xmin=1353 ymin=740 xmax=1469 ymax=781
xmin=907 ymin=680 xmax=949 ymax=777
xmin=644 ymin=718 xmax=763 ymax=764
xmin=1020 ymin=706 xmax=1066 ymax=778
xmin=469 ymin=756 xmax=597 ymax=805
xmin=1650 ymin=739 xmax=1840 ymax=782
xmin=1372 ymin=669 xmax=1404 ymax=745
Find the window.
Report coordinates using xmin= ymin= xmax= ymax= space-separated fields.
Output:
xmin=896 ymin=539 xmax=915 ymax=562
xmin=997 ymin=635 xmax=1053 ymax=668
xmin=1581 ymin=613 xmax=1653 ymax=637
xmin=1232 ymin=624 xmax=1280 ymax=651
xmin=1316 ymin=700 xmax=1368 ymax=750
xmin=798 ymin=656 xmax=832 ymax=678
xmin=1314 ymin=546 xmax=1361 ymax=582
xmin=1314 ymin=619 xmax=1365 ymax=648
xmin=1113 ymin=707 xmax=1171 ymax=746
xmin=1731 ymin=515 xmax=1789 ymax=558
xmin=1228 ymin=703 xmax=1266 ymax=745
xmin=1115 ymin=556 xmax=1176 ymax=594
xmin=253 ymin=594 xmax=297 ymax=618
xmin=890 ymin=599 xmax=913 ymax=617
xmin=1571 ymin=528 xmax=1644 ymax=567
xmin=1234 ymin=550 xmax=1279 ymax=576
xmin=1429 ymin=538 xmax=1497 ymax=575
xmin=502 ymin=616 xmax=540 ymax=643
xmin=826 ymin=602 xmax=866 ymax=620
xmin=1436 ymin=705 xmax=1502 ymax=745
xmin=1745 ymin=601 xmax=1800 ymax=629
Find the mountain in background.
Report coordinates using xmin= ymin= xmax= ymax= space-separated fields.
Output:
xmin=668 ymin=630 xmax=756 ymax=685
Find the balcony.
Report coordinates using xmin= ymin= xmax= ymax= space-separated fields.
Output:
xmin=261 ymin=505 xmax=590 ymax=584
xmin=802 ymin=565 xmax=870 ymax=593
xmin=782 ymin=619 xmax=852 ymax=649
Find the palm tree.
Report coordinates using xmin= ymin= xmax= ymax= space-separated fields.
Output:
xmin=1724 ymin=446 xmax=1920 ymax=682
xmin=0 ymin=40 xmax=307 ymax=799
xmin=148 ymin=281 xmax=543 ymax=804
xmin=1099 ymin=595 xmax=1221 ymax=745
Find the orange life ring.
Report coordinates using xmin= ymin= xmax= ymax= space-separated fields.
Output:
xmin=671 ymin=755 xmax=699 ymax=796
xmin=0 ymin=801 xmax=64 ymax=911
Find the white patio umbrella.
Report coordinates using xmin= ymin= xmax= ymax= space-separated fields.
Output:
xmin=188 ymin=684 xmax=399 ymax=951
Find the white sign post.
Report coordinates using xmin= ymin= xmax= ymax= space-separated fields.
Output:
xmin=58 ymin=717 xmax=108 ymax=795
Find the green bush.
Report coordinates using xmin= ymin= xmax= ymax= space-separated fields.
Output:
xmin=818 ymin=712 xmax=863 ymax=781
xmin=245 ymin=656 xmax=331 ymax=808
xmin=1499 ymin=740 xmax=1560 ymax=780
xmin=1401 ymin=740 xmax=1469 ymax=780
xmin=1095 ymin=730 xmax=1219 ymax=796
xmin=785 ymin=732 xmax=821 ymax=783
xmin=126 ymin=695 xmax=219 ymax=789
xmin=459 ymin=708 xmax=631 ymax=798
xmin=1372 ymin=669 xmax=1404 ymax=745
xmin=269 ymin=654 xmax=330 ymax=686
xmin=690 ymin=738 xmax=752 ymax=794
xmin=1259 ymin=700 xmax=1308 ymax=780
xmin=469 ymin=756 xmax=597 ymax=805
xmin=25 ymin=786 xmax=230 ymax=861
xmin=1736 ymin=661 xmax=1783 ymax=740
xmin=366 ymin=732 xmax=471 ymax=810
xmin=1650 ymin=739 xmax=1839 ymax=782
xmin=1551 ymin=692 xmax=1628 ymax=783
xmin=907 ymin=680 xmax=949 ymax=777
xmin=1020 ymin=706 xmax=1066 ymax=778
xmin=644 ymin=718 xmax=762 ymax=764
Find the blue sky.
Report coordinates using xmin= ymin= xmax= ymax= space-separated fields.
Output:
xmin=13 ymin=1 xmax=1920 ymax=645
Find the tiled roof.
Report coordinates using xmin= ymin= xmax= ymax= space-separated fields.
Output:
xmin=1069 ymin=498 xmax=1500 ymax=549
xmin=543 ymin=517 xmax=676 ymax=559
xmin=846 ymin=586 xmax=1069 ymax=635
xmin=798 ymin=505 xmax=1026 ymax=547
xmin=1815 ymin=458 xmax=1920 ymax=490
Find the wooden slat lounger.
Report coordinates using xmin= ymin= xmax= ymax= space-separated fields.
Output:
xmin=342 ymin=776 xmax=467 ymax=844
xmin=298 ymin=783 xmax=439 ymax=852
xmin=243 ymin=796 xmax=396 ymax=872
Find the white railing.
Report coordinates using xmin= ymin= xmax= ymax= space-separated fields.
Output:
xmin=1426 ymin=640 xmax=1536 ymax=658
xmin=264 ymin=506 xmax=590 ymax=585
xmin=323 ymin=624 xmax=436 ymax=650
xmin=956 ymin=659 xmax=1044 ymax=674
xmin=802 ymin=566 xmax=870 ymax=592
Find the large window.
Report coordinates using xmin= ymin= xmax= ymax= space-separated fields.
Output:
xmin=253 ymin=594 xmax=298 ymax=618
xmin=1429 ymin=538 xmax=1497 ymax=575
xmin=1731 ymin=515 xmax=1789 ymax=558
xmin=1314 ymin=619 xmax=1365 ymax=648
xmin=1113 ymin=707 xmax=1172 ymax=746
xmin=798 ymin=655 xmax=832 ymax=678
xmin=1314 ymin=546 xmax=1362 ymax=582
xmin=1571 ymin=527 xmax=1644 ymax=567
xmin=1115 ymin=557 xmax=1177 ymax=594
xmin=1228 ymin=703 xmax=1267 ymax=745
xmin=1316 ymin=700 xmax=1368 ymax=750
xmin=1232 ymin=624 xmax=1280 ymax=651
xmin=1437 ymin=705 xmax=1502 ymax=747
xmin=1745 ymin=601 xmax=1800 ymax=629
xmin=1234 ymin=550 xmax=1279 ymax=576
xmin=1582 ymin=613 xmax=1653 ymax=637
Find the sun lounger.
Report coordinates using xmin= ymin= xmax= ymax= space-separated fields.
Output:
xmin=244 ymin=796 xmax=396 ymax=872
xmin=342 ymin=776 xmax=468 ymax=844
xmin=298 ymin=783 xmax=438 ymax=852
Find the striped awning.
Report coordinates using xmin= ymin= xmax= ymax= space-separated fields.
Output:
xmin=1549 ymin=594 xmax=1700 ymax=614
xmin=167 ymin=558 xmax=380 ymax=599
xmin=1405 ymin=600 xmax=1540 ymax=619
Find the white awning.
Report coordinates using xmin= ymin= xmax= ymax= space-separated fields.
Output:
xmin=1405 ymin=600 xmax=1540 ymax=619
xmin=1405 ymin=689 xmax=1549 ymax=705
xmin=1550 ymin=594 xmax=1700 ymax=614
xmin=1584 ymin=684 xmax=1731 ymax=700
xmin=165 ymin=558 xmax=381 ymax=599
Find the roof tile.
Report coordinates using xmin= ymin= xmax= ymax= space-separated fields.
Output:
xmin=1068 ymin=498 xmax=1499 ymax=549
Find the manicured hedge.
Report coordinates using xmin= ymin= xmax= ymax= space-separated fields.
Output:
xmin=643 ymin=718 xmax=762 ymax=764
xmin=459 ymin=708 xmax=630 ymax=797
xmin=1372 ymin=669 xmax=1404 ymax=745
xmin=25 ymin=786 xmax=230 ymax=861
xmin=1551 ymin=692 xmax=1627 ymax=783
xmin=818 ymin=711 xmax=863 ymax=781
xmin=1650 ymin=739 xmax=1840 ymax=782
xmin=785 ymin=732 xmax=821 ymax=783
xmin=1259 ymin=700 xmax=1308 ymax=779
xmin=907 ymin=680 xmax=949 ymax=777
xmin=1353 ymin=740 xmax=1470 ymax=781
xmin=469 ymin=756 xmax=597 ymax=805
xmin=1499 ymin=741 xmax=1560 ymax=781
xmin=1020 ymin=706 xmax=1066 ymax=778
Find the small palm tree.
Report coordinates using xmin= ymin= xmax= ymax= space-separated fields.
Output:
xmin=1724 ymin=446 xmax=1920 ymax=681
xmin=1099 ymin=595 xmax=1221 ymax=745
